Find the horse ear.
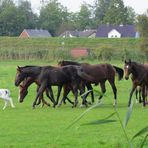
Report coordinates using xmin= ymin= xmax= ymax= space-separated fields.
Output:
xmin=124 ymin=60 xmax=127 ymax=64
xmin=17 ymin=66 xmax=22 ymax=72
xmin=129 ymin=59 xmax=131 ymax=63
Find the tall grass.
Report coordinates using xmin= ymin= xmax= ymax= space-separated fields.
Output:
xmin=66 ymin=88 xmax=148 ymax=148
xmin=0 ymin=37 xmax=146 ymax=61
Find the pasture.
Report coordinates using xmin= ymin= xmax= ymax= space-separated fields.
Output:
xmin=0 ymin=60 xmax=148 ymax=148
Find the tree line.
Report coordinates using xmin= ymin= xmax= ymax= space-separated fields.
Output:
xmin=0 ymin=0 xmax=138 ymax=36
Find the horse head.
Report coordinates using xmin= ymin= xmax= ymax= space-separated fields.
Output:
xmin=15 ymin=66 xmax=26 ymax=86
xmin=124 ymin=59 xmax=132 ymax=80
xmin=58 ymin=60 xmax=64 ymax=66
xmin=18 ymin=84 xmax=28 ymax=103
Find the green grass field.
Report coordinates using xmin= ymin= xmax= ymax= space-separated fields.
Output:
xmin=0 ymin=60 xmax=148 ymax=148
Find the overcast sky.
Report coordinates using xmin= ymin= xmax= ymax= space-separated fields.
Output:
xmin=27 ymin=0 xmax=148 ymax=15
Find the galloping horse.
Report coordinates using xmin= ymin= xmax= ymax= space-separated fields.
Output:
xmin=124 ymin=59 xmax=148 ymax=106
xmin=58 ymin=60 xmax=124 ymax=106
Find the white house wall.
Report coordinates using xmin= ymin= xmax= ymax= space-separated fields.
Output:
xmin=108 ymin=29 xmax=121 ymax=38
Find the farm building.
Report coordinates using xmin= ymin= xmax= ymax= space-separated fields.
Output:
xmin=96 ymin=25 xmax=139 ymax=38
xmin=59 ymin=29 xmax=96 ymax=38
xmin=19 ymin=29 xmax=52 ymax=38
xmin=59 ymin=30 xmax=79 ymax=38
xmin=79 ymin=29 xmax=96 ymax=38
xmin=70 ymin=47 xmax=89 ymax=58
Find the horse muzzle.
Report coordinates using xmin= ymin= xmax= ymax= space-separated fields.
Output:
xmin=15 ymin=81 xmax=19 ymax=87
xmin=125 ymin=76 xmax=129 ymax=80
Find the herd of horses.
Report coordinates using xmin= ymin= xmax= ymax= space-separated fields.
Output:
xmin=14 ymin=59 xmax=148 ymax=109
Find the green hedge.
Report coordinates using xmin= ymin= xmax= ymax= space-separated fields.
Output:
xmin=0 ymin=37 xmax=146 ymax=61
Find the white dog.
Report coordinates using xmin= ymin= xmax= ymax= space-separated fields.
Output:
xmin=0 ymin=89 xmax=15 ymax=110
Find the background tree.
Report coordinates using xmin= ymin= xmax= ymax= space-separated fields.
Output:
xmin=0 ymin=0 xmax=37 ymax=36
xmin=17 ymin=0 xmax=38 ymax=29
xmin=0 ymin=0 xmax=18 ymax=36
xmin=39 ymin=0 xmax=68 ymax=36
xmin=126 ymin=6 xmax=136 ymax=24
xmin=103 ymin=0 xmax=128 ymax=25
xmin=93 ymin=0 xmax=111 ymax=26
xmin=137 ymin=11 xmax=148 ymax=54
xmin=77 ymin=3 xmax=91 ymax=30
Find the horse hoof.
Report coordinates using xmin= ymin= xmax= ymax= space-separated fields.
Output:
xmin=32 ymin=106 xmax=35 ymax=109
xmin=80 ymin=104 xmax=87 ymax=108
xmin=57 ymin=104 xmax=61 ymax=107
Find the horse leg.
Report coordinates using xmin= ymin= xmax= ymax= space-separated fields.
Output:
xmin=135 ymin=88 xmax=139 ymax=103
xmin=58 ymin=85 xmax=72 ymax=107
xmin=45 ymin=87 xmax=55 ymax=105
xmin=36 ymin=85 xmax=42 ymax=105
xmin=139 ymin=87 xmax=142 ymax=103
xmin=86 ymin=83 xmax=94 ymax=104
xmin=142 ymin=85 xmax=146 ymax=107
xmin=128 ymin=84 xmax=137 ymax=107
xmin=40 ymin=93 xmax=50 ymax=107
xmin=72 ymin=84 xmax=79 ymax=108
xmin=79 ymin=84 xmax=88 ymax=107
xmin=46 ymin=86 xmax=57 ymax=107
xmin=32 ymin=84 xmax=46 ymax=109
xmin=98 ymin=82 xmax=106 ymax=103
xmin=108 ymin=81 xmax=117 ymax=106
xmin=54 ymin=86 xmax=62 ymax=107
xmin=66 ymin=97 xmax=74 ymax=105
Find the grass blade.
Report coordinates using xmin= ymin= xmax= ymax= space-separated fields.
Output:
xmin=132 ymin=126 xmax=148 ymax=140
xmin=139 ymin=134 xmax=148 ymax=148
xmin=80 ymin=89 xmax=92 ymax=97
xmin=123 ymin=99 xmax=134 ymax=128
xmin=82 ymin=119 xmax=116 ymax=126
xmin=81 ymin=112 xmax=116 ymax=126
xmin=65 ymin=102 xmax=102 ymax=130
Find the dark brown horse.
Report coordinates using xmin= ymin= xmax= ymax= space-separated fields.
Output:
xmin=124 ymin=59 xmax=148 ymax=106
xmin=19 ymin=77 xmax=75 ymax=107
xmin=15 ymin=65 xmax=57 ymax=107
xmin=58 ymin=60 xmax=124 ymax=106
xmin=15 ymin=65 xmax=94 ymax=108
xmin=19 ymin=77 xmax=52 ymax=107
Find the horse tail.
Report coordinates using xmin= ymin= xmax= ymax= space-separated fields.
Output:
xmin=77 ymin=71 xmax=94 ymax=82
xmin=113 ymin=65 xmax=124 ymax=80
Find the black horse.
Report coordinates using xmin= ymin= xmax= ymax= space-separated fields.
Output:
xmin=58 ymin=60 xmax=124 ymax=106
xmin=15 ymin=65 xmax=94 ymax=108
xmin=19 ymin=76 xmax=78 ymax=107
xmin=15 ymin=65 xmax=58 ymax=107
xmin=124 ymin=59 xmax=148 ymax=106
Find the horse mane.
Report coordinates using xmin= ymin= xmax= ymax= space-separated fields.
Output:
xmin=20 ymin=65 xmax=41 ymax=69
xmin=131 ymin=61 xmax=145 ymax=69
xmin=60 ymin=60 xmax=81 ymax=65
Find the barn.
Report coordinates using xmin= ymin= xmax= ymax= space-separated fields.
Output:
xmin=19 ymin=29 xmax=52 ymax=38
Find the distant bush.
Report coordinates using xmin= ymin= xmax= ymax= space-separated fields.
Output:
xmin=0 ymin=37 xmax=147 ymax=61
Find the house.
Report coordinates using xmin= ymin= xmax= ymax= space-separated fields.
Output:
xmin=70 ymin=47 xmax=89 ymax=58
xmin=79 ymin=29 xmax=96 ymax=38
xmin=59 ymin=29 xmax=96 ymax=38
xmin=59 ymin=30 xmax=79 ymax=38
xmin=96 ymin=25 xmax=139 ymax=38
xmin=19 ymin=29 xmax=52 ymax=38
